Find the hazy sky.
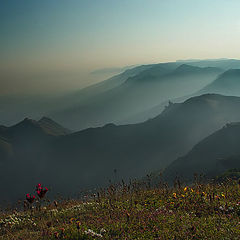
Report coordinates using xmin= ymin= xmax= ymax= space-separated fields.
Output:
xmin=1 ymin=0 xmax=240 ymax=95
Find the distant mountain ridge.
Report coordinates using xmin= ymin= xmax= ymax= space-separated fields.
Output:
xmin=0 ymin=117 xmax=70 ymax=140
xmin=3 ymin=94 xmax=240 ymax=202
xmin=51 ymin=63 xmax=222 ymax=130
xmin=38 ymin=117 xmax=71 ymax=136
xmin=1 ymin=59 xmax=240 ymax=130
xmin=124 ymin=67 xmax=240 ymax=125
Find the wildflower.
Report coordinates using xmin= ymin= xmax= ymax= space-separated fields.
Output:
xmin=172 ymin=193 xmax=177 ymax=198
xmin=36 ymin=183 xmax=48 ymax=199
xmin=219 ymin=206 xmax=224 ymax=211
xmin=201 ymin=192 xmax=207 ymax=197
xmin=84 ymin=229 xmax=103 ymax=238
xmin=100 ymin=228 xmax=106 ymax=234
xmin=76 ymin=221 xmax=81 ymax=230
xmin=184 ymin=187 xmax=188 ymax=192
xmin=54 ymin=231 xmax=59 ymax=238
xmin=26 ymin=194 xmax=35 ymax=204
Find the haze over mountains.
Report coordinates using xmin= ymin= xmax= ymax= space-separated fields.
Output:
xmin=2 ymin=58 xmax=240 ymax=202
xmin=121 ymin=60 xmax=240 ymax=124
xmin=2 ymin=59 xmax=240 ymax=131
xmin=2 ymin=93 xmax=240 ymax=201
xmin=49 ymin=63 xmax=222 ymax=130
xmin=164 ymin=122 xmax=240 ymax=182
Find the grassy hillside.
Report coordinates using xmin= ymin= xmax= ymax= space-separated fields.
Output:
xmin=1 ymin=178 xmax=240 ymax=239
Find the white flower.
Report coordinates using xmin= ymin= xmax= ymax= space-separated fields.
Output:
xmin=100 ymin=228 xmax=106 ymax=234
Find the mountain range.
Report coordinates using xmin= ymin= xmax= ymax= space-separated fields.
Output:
xmin=2 ymin=59 xmax=240 ymax=202
xmin=3 ymin=58 xmax=240 ymax=131
xmin=50 ymin=63 xmax=222 ymax=130
xmin=2 ymin=93 xmax=240 ymax=201
xmin=123 ymin=66 xmax=240 ymax=124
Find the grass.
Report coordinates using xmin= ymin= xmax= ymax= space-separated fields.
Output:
xmin=1 ymin=177 xmax=240 ymax=239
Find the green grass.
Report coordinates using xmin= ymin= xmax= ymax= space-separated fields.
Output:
xmin=1 ymin=179 xmax=240 ymax=239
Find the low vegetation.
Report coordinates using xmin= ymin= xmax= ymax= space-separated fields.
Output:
xmin=1 ymin=177 xmax=240 ymax=239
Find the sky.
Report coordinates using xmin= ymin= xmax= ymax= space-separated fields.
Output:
xmin=0 ymin=0 xmax=240 ymax=95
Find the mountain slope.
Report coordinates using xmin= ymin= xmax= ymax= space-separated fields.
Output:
xmin=43 ymin=94 xmax=240 ymax=192
xmin=51 ymin=64 xmax=222 ymax=130
xmin=3 ymin=94 xmax=240 ymax=201
xmin=38 ymin=117 xmax=71 ymax=136
xmin=163 ymin=122 xmax=240 ymax=182
xmin=125 ymin=68 xmax=240 ymax=125
xmin=197 ymin=69 xmax=240 ymax=96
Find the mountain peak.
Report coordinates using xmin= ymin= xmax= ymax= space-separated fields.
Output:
xmin=18 ymin=118 xmax=39 ymax=127
xmin=38 ymin=116 xmax=71 ymax=136
xmin=174 ymin=64 xmax=200 ymax=72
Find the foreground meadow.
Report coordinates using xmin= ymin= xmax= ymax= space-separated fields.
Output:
xmin=1 ymin=178 xmax=240 ymax=239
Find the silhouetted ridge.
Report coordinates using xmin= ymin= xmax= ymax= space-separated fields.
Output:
xmin=10 ymin=118 xmax=41 ymax=131
xmin=184 ymin=93 xmax=226 ymax=104
xmin=173 ymin=64 xmax=220 ymax=74
xmin=38 ymin=116 xmax=71 ymax=136
xmin=174 ymin=64 xmax=201 ymax=72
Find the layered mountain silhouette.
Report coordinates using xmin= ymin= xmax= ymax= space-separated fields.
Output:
xmin=1 ymin=59 xmax=240 ymax=130
xmin=0 ymin=117 xmax=70 ymax=140
xmin=3 ymin=94 xmax=240 ymax=202
xmin=163 ymin=122 xmax=240 ymax=182
xmin=38 ymin=94 xmax=240 ymax=190
xmin=125 ymin=67 xmax=240 ymax=124
xmin=50 ymin=64 xmax=222 ymax=130
xmin=0 ymin=117 xmax=70 ymax=165
xmin=0 ymin=64 xmax=153 ymax=127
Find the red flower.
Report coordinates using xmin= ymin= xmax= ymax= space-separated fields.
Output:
xmin=26 ymin=193 xmax=35 ymax=204
xmin=36 ymin=183 xmax=48 ymax=199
